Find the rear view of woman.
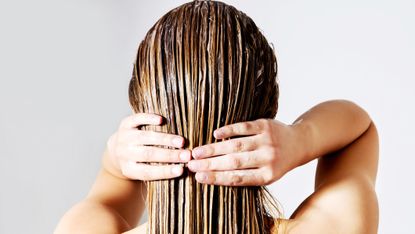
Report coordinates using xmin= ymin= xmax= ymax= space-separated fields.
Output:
xmin=55 ymin=1 xmax=379 ymax=233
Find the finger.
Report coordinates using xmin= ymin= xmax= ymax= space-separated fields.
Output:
xmin=123 ymin=146 xmax=191 ymax=163
xmin=192 ymin=136 xmax=258 ymax=159
xmin=194 ymin=169 xmax=269 ymax=186
xmin=188 ymin=151 xmax=266 ymax=172
xmin=120 ymin=161 xmax=184 ymax=180
xmin=119 ymin=113 xmax=163 ymax=129
xmin=129 ymin=131 xmax=185 ymax=148
xmin=213 ymin=119 xmax=264 ymax=139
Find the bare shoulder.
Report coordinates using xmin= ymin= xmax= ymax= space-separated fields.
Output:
xmin=277 ymin=123 xmax=379 ymax=234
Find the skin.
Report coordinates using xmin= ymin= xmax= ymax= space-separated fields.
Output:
xmin=54 ymin=99 xmax=379 ymax=234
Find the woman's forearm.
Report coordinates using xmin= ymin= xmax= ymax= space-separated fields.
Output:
xmin=54 ymin=199 xmax=131 ymax=234
xmin=293 ymin=100 xmax=372 ymax=166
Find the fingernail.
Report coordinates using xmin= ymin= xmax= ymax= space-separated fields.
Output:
xmin=192 ymin=147 xmax=204 ymax=158
xmin=180 ymin=151 xmax=190 ymax=161
xmin=172 ymin=137 xmax=184 ymax=147
xmin=195 ymin=172 xmax=207 ymax=182
xmin=171 ymin=166 xmax=183 ymax=176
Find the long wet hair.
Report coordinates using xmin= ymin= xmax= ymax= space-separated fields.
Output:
xmin=129 ymin=1 xmax=281 ymax=233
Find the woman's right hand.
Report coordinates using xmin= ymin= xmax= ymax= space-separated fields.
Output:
xmin=105 ymin=113 xmax=191 ymax=181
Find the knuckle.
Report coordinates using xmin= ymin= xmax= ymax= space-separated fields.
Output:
xmin=202 ymin=160 xmax=211 ymax=170
xmin=229 ymin=156 xmax=241 ymax=169
xmin=262 ymin=144 xmax=279 ymax=157
xmin=121 ymin=165 xmax=135 ymax=179
xmin=207 ymin=173 xmax=216 ymax=184
xmin=227 ymin=125 xmax=235 ymax=134
xmin=244 ymin=121 xmax=253 ymax=131
xmin=256 ymin=174 xmax=266 ymax=185
xmin=122 ymin=131 xmax=134 ymax=143
xmin=259 ymin=132 xmax=271 ymax=145
xmin=260 ymin=146 xmax=274 ymax=159
xmin=117 ymin=134 xmax=126 ymax=145
xmin=212 ymin=174 xmax=217 ymax=184
xmin=119 ymin=163 xmax=127 ymax=174
xmin=232 ymin=140 xmax=244 ymax=152
xmin=221 ymin=126 xmax=232 ymax=137
xmin=266 ymin=146 xmax=278 ymax=157
xmin=262 ymin=169 xmax=274 ymax=185
xmin=230 ymin=173 xmax=243 ymax=186
xmin=207 ymin=160 xmax=213 ymax=170
xmin=238 ymin=122 xmax=249 ymax=133
xmin=256 ymin=118 xmax=267 ymax=127
xmin=120 ymin=168 xmax=129 ymax=178
xmin=114 ymin=146 xmax=125 ymax=159
xmin=247 ymin=137 xmax=259 ymax=151
xmin=268 ymin=155 xmax=278 ymax=166
xmin=246 ymin=154 xmax=257 ymax=166
xmin=253 ymin=121 xmax=262 ymax=133
xmin=121 ymin=116 xmax=133 ymax=128
xmin=137 ymin=167 xmax=150 ymax=180
xmin=261 ymin=119 xmax=272 ymax=132
xmin=204 ymin=146 xmax=214 ymax=156
xmin=245 ymin=121 xmax=258 ymax=133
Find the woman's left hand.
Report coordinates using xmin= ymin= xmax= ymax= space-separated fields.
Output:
xmin=187 ymin=118 xmax=308 ymax=186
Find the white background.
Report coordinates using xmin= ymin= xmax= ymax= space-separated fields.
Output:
xmin=0 ymin=0 xmax=414 ymax=233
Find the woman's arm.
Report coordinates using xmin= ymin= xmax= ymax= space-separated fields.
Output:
xmin=187 ymin=100 xmax=375 ymax=186
xmin=188 ymin=99 xmax=379 ymax=233
xmin=291 ymin=99 xmax=374 ymax=170
xmin=54 ymin=151 xmax=146 ymax=234
xmin=54 ymin=114 xmax=191 ymax=234
xmin=288 ymin=102 xmax=379 ymax=233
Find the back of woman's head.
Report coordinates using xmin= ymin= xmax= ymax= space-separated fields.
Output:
xmin=129 ymin=1 xmax=280 ymax=233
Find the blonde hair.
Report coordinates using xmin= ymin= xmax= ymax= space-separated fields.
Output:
xmin=129 ymin=1 xmax=281 ymax=233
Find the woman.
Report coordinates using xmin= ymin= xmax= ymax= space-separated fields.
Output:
xmin=55 ymin=1 xmax=379 ymax=233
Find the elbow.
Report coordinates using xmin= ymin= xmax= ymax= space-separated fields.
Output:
xmin=329 ymin=99 xmax=373 ymax=132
